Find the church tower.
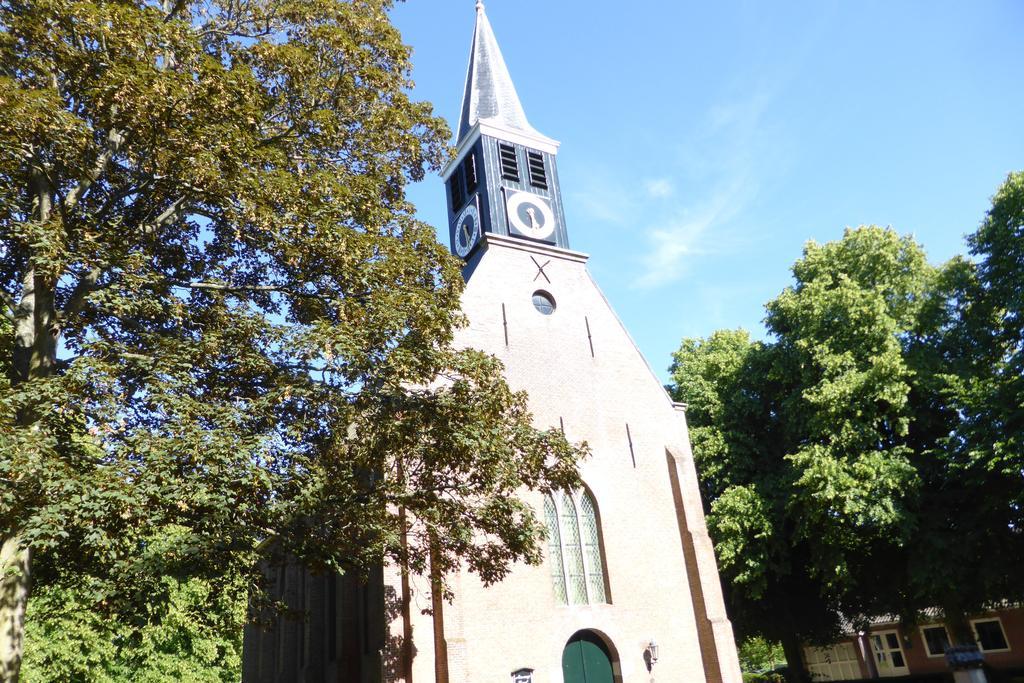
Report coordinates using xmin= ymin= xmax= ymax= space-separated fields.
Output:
xmin=241 ymin=5 xmax=745 ymax=683
xmin=444 ymin=1 xmax=569 ymax=259
xmin=422 ymin=5 xmax=745 ymax=682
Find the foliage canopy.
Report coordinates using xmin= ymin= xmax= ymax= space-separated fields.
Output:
xmin=21 ymin=527 xmax=246 ymax=683
xmin=0 ymin=0 xmax=585 ymax=678
xmin=671 ymin=174 xmax=1024 ymax=680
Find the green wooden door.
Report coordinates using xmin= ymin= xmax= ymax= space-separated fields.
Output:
xmin=562 ymin=631 xmax=614 ymax=683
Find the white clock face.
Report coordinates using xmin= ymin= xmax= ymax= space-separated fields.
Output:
xmin=506 ymin=191 xmax=555 ymax=240
xmin=454 ymin=203 xmax=480 ymax=258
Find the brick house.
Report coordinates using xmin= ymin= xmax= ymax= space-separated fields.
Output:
xmin=804 ymin=607 xmax=1024 ymax=681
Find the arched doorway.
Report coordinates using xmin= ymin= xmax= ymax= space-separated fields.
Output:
xmin=562 ymin=630 xmax=615 ymax=683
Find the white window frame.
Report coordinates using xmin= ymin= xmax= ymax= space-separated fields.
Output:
xmin=803 ymin=642 xmax=860 ymax=682
xmin=919 ymin=624 xmax=951 ymax=658
xmin=871 ymin=629 xmax=910 ymax=677
xmin=971 ymin=617 xmax=1011 ymax=653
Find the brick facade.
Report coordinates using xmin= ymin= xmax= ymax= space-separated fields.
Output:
xmin=381 ymin=234 xmax=742 ymax=683
xmin=241 ymin=233 xmax=744 ymax=683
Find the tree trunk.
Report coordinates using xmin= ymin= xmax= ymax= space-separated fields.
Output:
xmin=428 ymin=541 xmax=448 ymax=683
xmin=1 ymin=168 xmax=60 ymax=683
xmin=3 ymin=270 xmax=44 ymax=683
xmin=397 ymin=456 xmax=414 ymax=683
xmin=0 ymin=540 xmax=31 ymax=683
xmin=945 ymin=608 xmax=976 ymax=648
xmin=780 ymin=630 xmax=809 ymax=683
xmin=943 ymin=605 xmax=986 ymax=680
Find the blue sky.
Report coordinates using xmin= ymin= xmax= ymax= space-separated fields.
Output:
xmin=392 ymin=1 xmax=1024 ymax=383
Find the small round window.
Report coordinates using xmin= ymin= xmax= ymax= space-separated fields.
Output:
xmin=532 ymin=290 xmax=555 ymax=315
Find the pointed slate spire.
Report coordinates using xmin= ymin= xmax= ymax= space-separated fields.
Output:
xmin=457 ymin=1 xmax=547 ymax=142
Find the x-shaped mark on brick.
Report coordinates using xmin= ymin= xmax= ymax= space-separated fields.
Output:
xmin=530 ymin=255 xmax=551 ymax=283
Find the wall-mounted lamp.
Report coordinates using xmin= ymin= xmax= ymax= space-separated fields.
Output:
xmin=647 ymin=640 xmax=659 ymax=664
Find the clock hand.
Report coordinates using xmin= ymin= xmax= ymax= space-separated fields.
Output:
xmin=461 ymin=223 xmax=471 ymax=243
xmin=526 ymin=207 xmax=538 ymax=230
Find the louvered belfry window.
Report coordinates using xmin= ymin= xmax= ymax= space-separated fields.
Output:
xmin=464 ymin=153 xmax=478 ymax=193
xmin=449 ymin=166 xmax=465 ymax=210
xmin=498 ymin=142 xmax=520 ymax=182
xmin=526 ymin=150 xmax=547 ymax=190
xmin=544 ymin=488 xmax=609 ymax=605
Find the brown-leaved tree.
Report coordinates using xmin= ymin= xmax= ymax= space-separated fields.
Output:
xmin=0 ymin=1 xmax=585 ymax=679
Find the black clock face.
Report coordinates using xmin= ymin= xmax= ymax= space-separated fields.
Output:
xmin=506 ymin=191 xmax=555 ymax=240
xmin=454 ymin=203 xmax=480 ymax=257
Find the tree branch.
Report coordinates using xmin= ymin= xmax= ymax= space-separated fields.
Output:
xmin=141 ymin=196 xmax=188 ymax=236
xmin=61 ymin=191 xmax=186 ymax=322
xmin=182 ymin=281 xmax=290 ymax=293
xmin=163 ymin=0 xmax=188 ymax=21
xmin=259 ymin=123 xmax=299 ymax=146
xmin=93 ymin=179 xmax=153 ymax=226
xmin=177 ymin=281 xmax=329 ymax=300
xmin=60 ymin=266 xmax=102 ymax=322
xmin=0 ymin=288 xmax=16 ymax=323
xmin=63 ymin=128 xmax=125 ymax=213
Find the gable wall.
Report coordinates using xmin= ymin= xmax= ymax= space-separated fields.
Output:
xmin=390 ymin=235 xmax=740 ymax=683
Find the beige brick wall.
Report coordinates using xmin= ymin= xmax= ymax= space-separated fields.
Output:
xmin=392 ymin=234 xmax=742 ymax=683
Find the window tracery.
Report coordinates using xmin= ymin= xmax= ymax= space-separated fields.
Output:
xmin=544 ymin=488 xmax=608 ymax=605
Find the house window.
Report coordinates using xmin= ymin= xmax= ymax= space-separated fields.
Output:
xmin=511 ymin=668 xmax=534 ymax=683
xmin=871 ymin=630 xmax=909 ymax=677
xmin=544 ymin=488 xmax=608 ymax=606
xmin=972 ymin=618 xmax=1010 ymax=652
xmin=579 ymin=492 xmax=607 ymax=603
xmin=921 ymin=625 xmax=950 ymax=657
xmin=804 ymin=642 xmax=860 ymax=682
xmin=499 ymin=142 xmax=520 ymax=182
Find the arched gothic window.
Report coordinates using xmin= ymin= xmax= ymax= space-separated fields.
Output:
xmin=544 ymin=489 xmax=608 ymax=605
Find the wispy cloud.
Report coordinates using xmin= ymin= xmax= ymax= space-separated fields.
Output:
xmin=570 ymin=172 xmax=638 ymax=226
xmin=565 ymin=83 xmax=789 ymax=289
xmin=644 ymin=177 xmax=675 ymax=199
xmin=632 ymin=86 xmax=783 ymax=289
xmin=634 ymin=175 xmax=752 ymax=288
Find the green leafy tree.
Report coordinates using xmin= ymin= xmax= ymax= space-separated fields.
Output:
xmin=954 ymin=169 xmax=1024 ymax=593
xmin=737 ymin=636 xmax=785 ymax=674
xmin=674 ymin=199 xmax=1024 ymax=679
xmin=671 ymin=227 xmax=935 ymax=681
xmin=0 ymin=1 xmax=585 ymax=679
xmin=957 ymin=171 xmax=1024 ymax=548
xmin=19 ymin=584 xmax=120 ymax=683
xmin=895 ymin=173 xmax=1024 ymax=642
xmin=671 ymin=329 xmax=848 ymax=680
xmin=21 ymin=528 xmax=246 ymax=682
